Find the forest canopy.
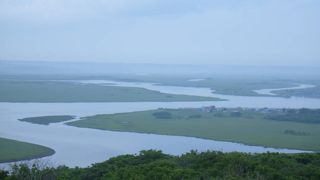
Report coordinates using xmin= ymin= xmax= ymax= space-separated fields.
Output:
xmin=1 ymin=150 xmax=320 ymax=180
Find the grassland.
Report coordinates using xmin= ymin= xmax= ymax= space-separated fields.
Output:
xmin=273 ymin=85 xmax=320 ymax=98
xmin=0 ymin=80 xmax=220 ymax=102
xmin=2 ymin=74 xmax=319 ymax=98
xmin=19 ymin=115 xmax=75 ymax=125
xmin=103 ymin=75 xmax=320 ymax=98
xmin=101 ymin=75 xmax=298 ymax=96
xmin=0 ymin=137 xmax=55 ymax=163
xmin=68 ymin=108 xmax=320 ymax=151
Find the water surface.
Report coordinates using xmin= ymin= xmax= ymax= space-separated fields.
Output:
xmin=254 ymin=84 xmax=315 ymax=96
xmin=0 ymin=102 xmax=306 ymax=169
xmin=72 ymin=80 xmax=320 ymax=108
xmin=1 ymin=80 xmax=319 ymax=168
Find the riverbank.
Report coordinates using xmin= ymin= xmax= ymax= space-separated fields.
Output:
xmin=0 ymin=137 xmax=54 ymax=163
xmin=0 ymin=80 xmax=221 ymax=102
xmin=68 ymin=108 xmax=320 ymax=151
xmin=1 ymin=78 xmax=320 ymax=167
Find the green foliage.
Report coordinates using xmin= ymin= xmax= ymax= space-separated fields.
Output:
xmin=265 ymin=108 xmax=320 ymax=124
xmin=188 ymin=114 xmax=202 ymax=118
xmin=0 ymin=138 xmax=55 ymax=163
xmin=0 ymin=170 xmax=8 ymax=179
xmin=152 ymin=111 xmax=172 ymax=119
xmin=19 ymin=115 xmax=75 ymax=125
xmin=0 ymin=80 xmax=220 ymax=102
xmin=8 ymin=164 xmax=57 ymax=180
xmin=284 ymin=129 xmax=310 ymax=136
xmin=124 ymin=75 xmax=298 ymax=97
xmin=68 ymin=108 xmax=320 ymax=151
xmin=274 ymin=85 xmax=320 ymax=98
xmin=230 ymin=111 xmax=242 ymax=117
xmin=4 ymin=150 xmax=320 ymax=180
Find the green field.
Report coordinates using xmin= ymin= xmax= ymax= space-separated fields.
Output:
xmin=0 ymin=80 xmax=220 ymax=102
xmin=98 ymin=75 xmax=298 ymax=96
xmin=0 ymin=137 xmax=55 ymax=163
xmin=19 ymin=115 xmax=75 ymax=125
xmin=2 ymin=74 xmax=320 ymax=99
xmin=101 ymin=75 xmax=320 ymax=98
xmin=159 ymin=78 xmax=295 ymax=96
xmin=68 ymin=108 xmax=320 ymax=151
xmin=273 ymin=85 xmax=320 ymax=98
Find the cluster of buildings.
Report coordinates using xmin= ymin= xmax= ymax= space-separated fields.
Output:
xmin=200 ymin=106 xmax=244 ymax=113
xmin=199 ymin=106 xmax=304 ymax=114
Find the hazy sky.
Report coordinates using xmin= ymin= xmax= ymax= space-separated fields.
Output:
xmin=0 ymin=0 xmax=319 ymax=66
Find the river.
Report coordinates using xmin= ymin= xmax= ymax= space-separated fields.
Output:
xmin=0 ymin=80 xmax=319 ymax=168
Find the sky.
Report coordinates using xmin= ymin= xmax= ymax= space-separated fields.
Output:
xmin=0 ymin=0 xmax=319 ymax=66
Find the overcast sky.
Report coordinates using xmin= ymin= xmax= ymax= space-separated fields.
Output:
xmin=0 ymin=0 xmax=319 ymax=66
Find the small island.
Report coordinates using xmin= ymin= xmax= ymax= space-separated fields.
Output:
xmin=0 ymin=137 xmax=55 ymax=163
xmin=19 ymin=115 xmax=75 ymax=125
xmin=67 ymin=107 xmax=320 ymax=151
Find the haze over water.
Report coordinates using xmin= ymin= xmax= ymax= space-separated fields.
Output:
xmin=1 ymin=0 xmax=320 ymax=171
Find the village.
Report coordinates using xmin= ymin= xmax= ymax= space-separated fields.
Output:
xmin=199 ymin=105 xmax=312 ymax=114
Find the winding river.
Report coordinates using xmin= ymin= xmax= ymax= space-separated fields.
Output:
xmin=253 ymin=84 xmax=316 ymax=96
xmin=0 ymin=80 xmax=319 ymax=168
xmin=74 ymin=80 xmax=320 ymax=108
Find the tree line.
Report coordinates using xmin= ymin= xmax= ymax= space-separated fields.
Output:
xmin=1 ymin=150 xmax=320 ymax=179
